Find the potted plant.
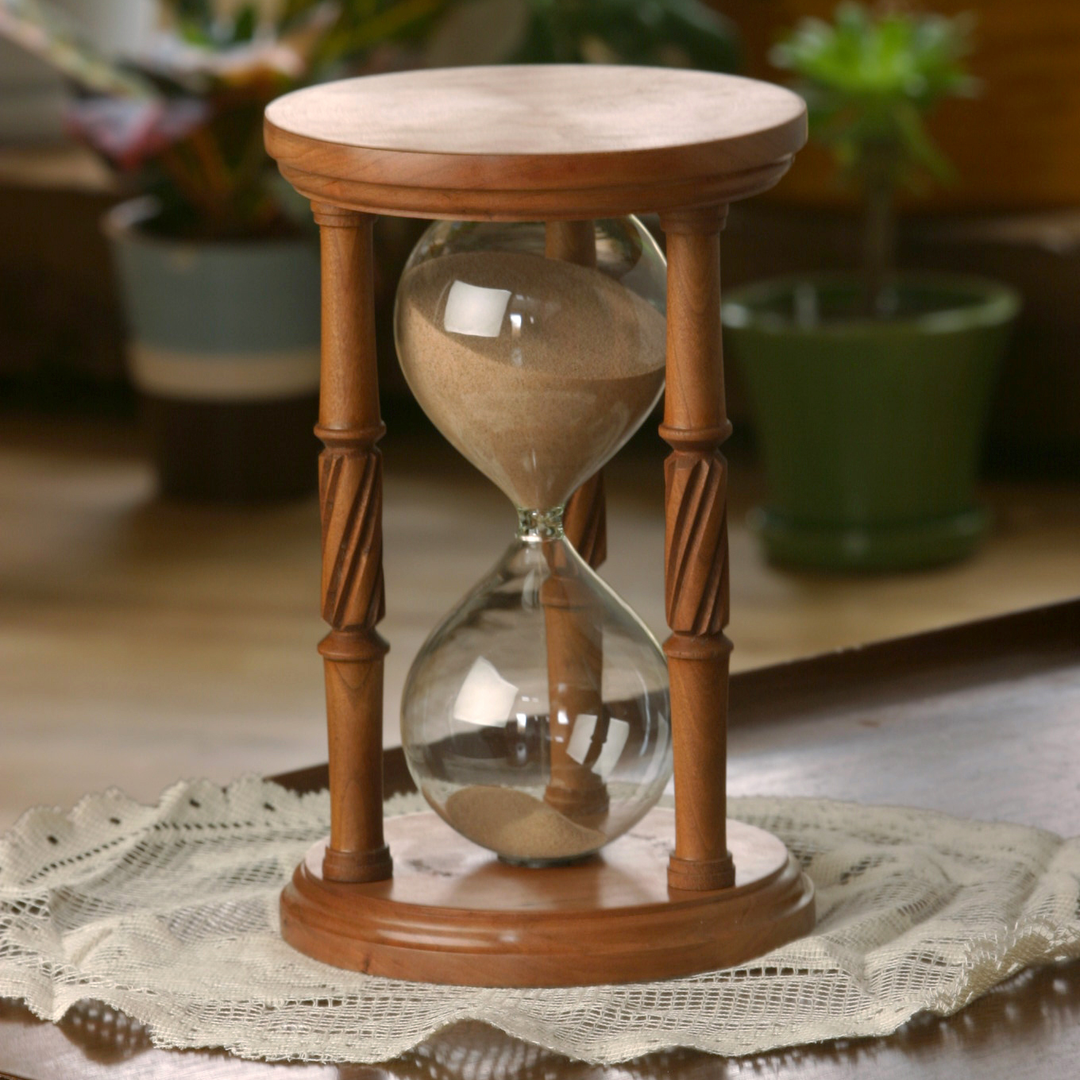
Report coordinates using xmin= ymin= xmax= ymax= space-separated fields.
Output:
xmin=1 ymin=0 xmax=452 ymax=500
xmin=723 ymin=2 xmax=1020 ymax=570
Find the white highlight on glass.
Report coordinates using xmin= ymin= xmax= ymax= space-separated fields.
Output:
xmin=443 ymin=279 xmax=512 ymax=338
xmin=452 ymin=656 xmax=519 ymax=727
xmin=594 ymin=719 xmax=630 ymax=780
xmin=566 ymin=714 xmax=598 ymax=765
xmin=566 ymin=714 xmax=631 ymax=780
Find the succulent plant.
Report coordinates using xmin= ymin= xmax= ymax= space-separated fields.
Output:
xmin=773 ymin=2 xmax=977 ymax=315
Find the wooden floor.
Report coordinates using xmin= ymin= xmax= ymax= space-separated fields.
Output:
xmin=2 ymin=416 xmax=1079 ymax=831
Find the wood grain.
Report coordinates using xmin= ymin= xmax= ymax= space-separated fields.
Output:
xmin=317 ymin=447 xmax=384 ymax=631
xmin=273 ymin=157 xmax=795 ymax=222
xmin=659 ymin=205 xmax=735 ymax=891
xmin=266 ymin=67 xmax=806 ymax=159
xmin=313 ymin=207 xmax=391 ymax=884
xmin=280 ymin=809 xmax=813 ymax=987
xmin=264 ymin=67 xmax=805 ymax=221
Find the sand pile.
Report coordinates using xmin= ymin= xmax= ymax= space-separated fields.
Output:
xmin=445 ymin=785 xmax=605 ymax=862
xmin=396 ymin=250 xmax=666 ymax=510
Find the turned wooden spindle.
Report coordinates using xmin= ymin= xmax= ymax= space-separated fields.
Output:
xmin=545 ymin=222 xmax=607 ymax=570
xmin=659 ymin=204 xmax=735 ymax=893
xmin=542 ymin=221 xmax=609 ymax=821
xmin=544 ymin=219 xmax=598 ymax=269
xmin=539 ymin=538 xmax=609 ymax=821
xmin=562 ymin=470 xmax=607 ymax=569
xmin=312 ymin=204 xmax=392 ymax=884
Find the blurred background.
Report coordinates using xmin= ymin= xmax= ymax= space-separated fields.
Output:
xmin=1 ymin=0 xmax=1078 ymax=829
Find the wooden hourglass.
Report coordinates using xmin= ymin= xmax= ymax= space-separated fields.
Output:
xmin=264 ymin=65 xmax=814 ymax=987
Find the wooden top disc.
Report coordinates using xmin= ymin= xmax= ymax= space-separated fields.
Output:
xmin=264 ymin=65 xmax=806 ymax=220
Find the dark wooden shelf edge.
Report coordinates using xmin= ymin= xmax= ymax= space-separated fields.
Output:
xmin=729 ymin=596 xmax=1080 ymax=726
xmin=272 ymin=597 xmax=1080 ymax=799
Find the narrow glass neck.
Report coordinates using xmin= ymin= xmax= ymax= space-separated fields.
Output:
xmin=517 ymin=506 xmax=564 ymax=542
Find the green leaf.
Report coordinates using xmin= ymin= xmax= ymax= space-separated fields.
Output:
xmin=230 ymin=4 xmax=258 ymax=44
xmin=510 ymin=0 xmax=739 ymax=72
xmin=772 ymin=1 xmax=975 ymax=199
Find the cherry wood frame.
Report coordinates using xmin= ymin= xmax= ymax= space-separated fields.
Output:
xmin=263 ymin=65 xmax=812 ymax=984
xmin=311 ymin=204 xmax=392 ymax=885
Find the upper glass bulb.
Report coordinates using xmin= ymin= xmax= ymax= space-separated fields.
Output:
xmin=394 ymin=218 xmax=667 ymax=511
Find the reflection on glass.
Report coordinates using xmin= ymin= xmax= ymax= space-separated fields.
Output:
xmin=443 ymin=280 xmax=512 ymax=338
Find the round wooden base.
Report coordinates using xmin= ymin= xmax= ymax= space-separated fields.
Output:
xmin=281 ymin=808 xmax=814 ymax=987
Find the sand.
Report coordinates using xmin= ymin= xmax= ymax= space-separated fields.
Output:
xmin=444 ymin=785 xmax=606 ymax=862
xmin=396 ymin=250 xmax=666 ymax=510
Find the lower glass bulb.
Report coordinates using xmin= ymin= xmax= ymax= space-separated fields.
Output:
xmin=401 ymin=513 xmax=672 ymax=864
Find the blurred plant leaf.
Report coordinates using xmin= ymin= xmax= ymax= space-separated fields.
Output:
xmin=0 ymin=0 xmax=158 ymax=96
xmin=511 ymin=0 xmax=740 ymax=72
xmin=2 ymin=0 xmax=745 ymax=240
xmin=308 ymin=0 xmax=455 ymax=72
xmin=772 ymin=2 xmax=978 ymax=314
xmin=772 ymin=1 xmax=976 ymax=195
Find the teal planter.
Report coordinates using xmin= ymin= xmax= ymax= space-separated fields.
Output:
xmin=106 ymin=199 xmax=321 ymax=502
xmin=723 ymin=274 xmax=1020 ymax=571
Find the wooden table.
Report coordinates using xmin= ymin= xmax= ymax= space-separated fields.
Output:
xmin=2 ymin=599 xmax=1078 ymax=1078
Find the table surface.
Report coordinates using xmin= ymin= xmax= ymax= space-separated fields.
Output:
xmin=2 ymin=598 xmax=1078 ymax=1079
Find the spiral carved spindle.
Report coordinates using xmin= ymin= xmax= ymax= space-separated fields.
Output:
xmin=313 ymin=204 xmax=392 ymax=884
xmin=660 ymin=204 xmax=736 ymax=892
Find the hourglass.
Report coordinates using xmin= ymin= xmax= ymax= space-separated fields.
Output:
xmin=266 ymin=65 xmax=815 ymax=986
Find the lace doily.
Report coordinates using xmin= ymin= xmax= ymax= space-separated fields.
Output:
xmin=1 ymin=776 xmax=1077 ymax=1065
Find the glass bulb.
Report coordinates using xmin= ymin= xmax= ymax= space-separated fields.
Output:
xmin=401 ymin=510 xmax=671 ymax=864
xmin=394 ymin=218 xmax=672 ymax=864
xmin=394 ymin=218 xmax=667 ymax=510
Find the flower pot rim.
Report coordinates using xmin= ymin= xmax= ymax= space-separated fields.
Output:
xmin=722 ymin=271 xmax=1021 ymax=338
xmin=103 ymin=196 xmax=314 ymax=253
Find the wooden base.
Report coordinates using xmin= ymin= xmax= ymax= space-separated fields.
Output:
xmin=281 ymin=807 xmax=814 ymax=987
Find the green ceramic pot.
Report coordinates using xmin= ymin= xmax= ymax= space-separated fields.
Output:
xmin=723 ymin=274 xmax=1020 ymax=571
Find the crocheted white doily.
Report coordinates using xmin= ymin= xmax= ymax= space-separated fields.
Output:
xmin=1 ymin=777 xmax=1077 ymax=1064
